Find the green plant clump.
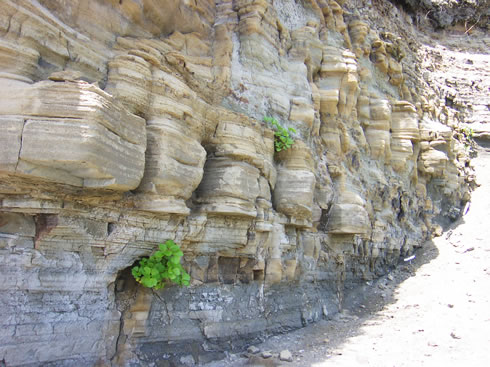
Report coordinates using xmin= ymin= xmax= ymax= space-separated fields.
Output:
xmin=131 ymin=239 xmax=190 ymax=289
xmin=460 ymin=126 xmax=475 ymax=150
xmin=461 ymin=127 xmax=474 ymax=141
xmin=264 ymin=116 xmax=296 ymax=152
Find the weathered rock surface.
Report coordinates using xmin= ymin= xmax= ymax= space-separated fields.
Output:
xmin=0 ymin=0 xmax=479 ymax=365
xmin=0 ymin=80 xmax=147 ymax=189
xmin=392 ymin=0 xmax=490 ymax=29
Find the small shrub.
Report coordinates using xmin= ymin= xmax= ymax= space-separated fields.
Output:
xmin=264 ymin=116 xmax=296 ymax=152
xmin=459 ymin=126 xmax=475 ymax=151
xmin=461 ymin=127 xmax=474 ymax=141
xmin=131 ymin=239 xmax=190 ymax=289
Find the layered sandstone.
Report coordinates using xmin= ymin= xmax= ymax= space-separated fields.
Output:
xmin=0 ymin=0 xmax=477 ymax=365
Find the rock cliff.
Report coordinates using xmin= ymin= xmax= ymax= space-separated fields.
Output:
xmin=0 ymin=0 xmax=479 ymax=365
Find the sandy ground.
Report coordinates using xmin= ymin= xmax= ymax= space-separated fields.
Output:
xmin=204 ymin=144 xmax=489 ymax=367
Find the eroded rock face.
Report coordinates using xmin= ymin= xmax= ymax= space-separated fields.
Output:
xmin=0 ymin=0 xmax=476 ymax=365
xmin=0 ymin=80 xmax=147 ymax=189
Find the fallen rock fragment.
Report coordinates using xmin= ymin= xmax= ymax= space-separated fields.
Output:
xmin=450 ymin=332 xmax=462 ymax=339
xmin=279 ymin=350 xmax=293 ymax=362
xmin=261 ymin=351 xmax=272 ymax=359
xmin=247 ymin=346 xmax=260 ymax=354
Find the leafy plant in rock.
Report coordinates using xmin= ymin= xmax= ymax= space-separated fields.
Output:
xmin=459 ymin=126 xmax=475 ymax=152
xmin=131 ymin=239 xmax=190 ymax=289
xmin=264 ymin=116 xmax=296 ymax=152
xmin=461 ymin=127 xmax=474 ymax=142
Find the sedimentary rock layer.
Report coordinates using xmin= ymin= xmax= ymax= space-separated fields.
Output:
xmin=0 ymin=0 xmax=476 ymax=365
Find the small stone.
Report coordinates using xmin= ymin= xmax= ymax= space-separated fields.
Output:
xmin=323 ymin=338 xmax=330 ymax=343
xmin=261 ymin=351 xmax=272 ymax=359
xmin=433 ymin=225 xmax=443 ymax=237
xmin=450 ymin=332 xmax=461 ymax=339
xmin=387 ymin=274 xmax=394 ymax=281
xmin=247 ymin=346 xmax=260 ymax=354
xmin=179 ymin=355 xmax=195 ymax=365
xmin=378 ymin=283 xmax=387 ymax=290
xmin=279 ymin=350 xmax=293 ymax=362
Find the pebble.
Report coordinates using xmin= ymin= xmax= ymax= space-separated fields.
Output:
xmin=387 ymin=274 xmax=394 ymax=281
xmin=433 ymin=225 xmax=443 ymax=237
xmin=279 ymin=350 xmax=293 ymax=362
xmin=261 ymin=351 xmax=272 ymax=359
xmin=450 ymin=332 xmax=462 ymax=339
xmin=247 ymin=346 xmax=260 ymax=354
xmin=179 ymin=355 xmax=194 ymax=365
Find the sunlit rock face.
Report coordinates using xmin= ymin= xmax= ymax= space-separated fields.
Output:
xmin=0 ymin=0 xmax=475 ymax=365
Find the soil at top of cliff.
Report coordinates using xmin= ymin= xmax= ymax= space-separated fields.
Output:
xmin=386 ymin=0 xmax=490 ymax=30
